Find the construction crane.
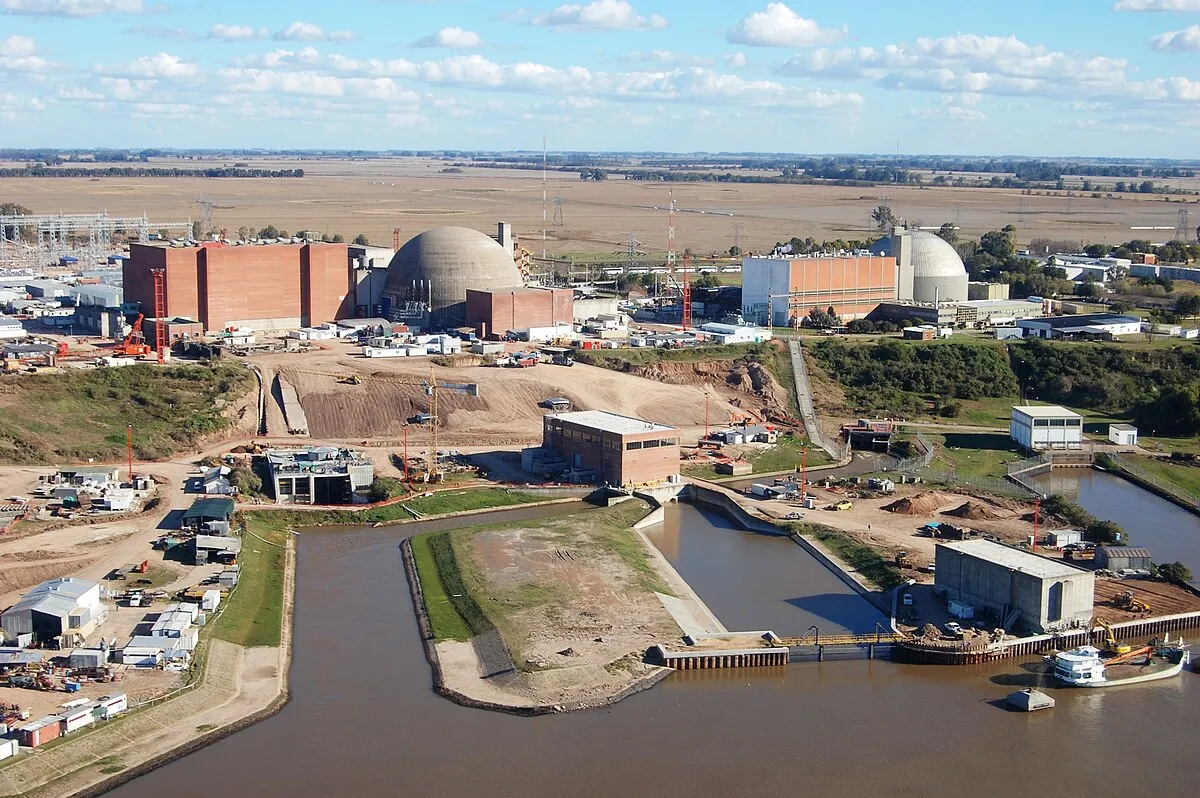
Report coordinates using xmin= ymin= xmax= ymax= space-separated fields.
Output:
xmin=113 ymin=313 xmax=151 ymax=358
xmin=151 ymin=267 xmax=166 ymax=365
xmin=679 ymin=252 xmax=692 ymax=330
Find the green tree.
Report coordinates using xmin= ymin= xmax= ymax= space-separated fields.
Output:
xmin=936 ymin=223 xmax=958 ymax=244
xmin=191 ymin=220 xmax=203 ymax=240
xmin=979 ymin=229 xmax=1016 ymax=261
xmin=1174 ymin=294 xmax=1200 ymax=320
xmin=871 ymin=204 xmax=898 ymax=232
xmin=259 ymin=224 xmax=281 ymax=239
xmin=1156 ymin=561 xmax=1192 ymax=585
xmin=236 ymin=226 xmax=249 ymax=241
xmin=1083 ymin=243 xmax=1108 ymax=258
xmin=729 ymin=244 xmax=741 ymax=257
xmin=353 ymin=233 xmax=370 ymax=246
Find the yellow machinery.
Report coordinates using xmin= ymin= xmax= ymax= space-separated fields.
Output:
xmin=1096 ymin=619 xmax=1131 ymax=655
xmin=1114 ymin=589 xmax=1151 ymax=613
xmin=337 ymin=374 xmax=362 ymax=385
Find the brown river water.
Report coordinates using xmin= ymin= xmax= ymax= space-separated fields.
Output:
xmin=108 ymin=499 xmax=1200 ymax=797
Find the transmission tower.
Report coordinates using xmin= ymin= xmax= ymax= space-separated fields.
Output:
xmin=728 ymin=223 xmax=747 ymax=253
xmin=1176 ymin=207 xmax=1190 ymax=242
xmin=620 ymin=232 xmax=645 ymax=266
xmin=552 ymin=193 xmax=564 ymax=226
xmin=666 ymin=189 xmax=676 ymax=271
xmin=196 ymin=199 xmax=215 ymax=239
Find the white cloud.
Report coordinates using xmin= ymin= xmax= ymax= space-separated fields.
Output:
xmin=619 ymin=50 xmax=711 ymax=66
xmin=0 ymin=0 xmax=146 ymax=15
xmin=414 ymin=27 xmax=482 ymax=48
xmin=532 ymin=0 xmax=667 ymax=31
xmin=0 ymin=35 xmax=50 ymax=72
xmin=724 ymin=52 xmax=747 ymax=68
xmin=274 ymin=22 xmax=356 ymax=42
xmin=727 ymin=3 xmax=846 ymax=47
xmin=98 ymin=53 xmax=199 ymax=79
xmin=209 ymin=24 xmax=269 ymax=42
xmin=1114 ymin=0 xmax=1200 ymax=10
xmin=1152 ymin=25 xmax=1200 ymax=51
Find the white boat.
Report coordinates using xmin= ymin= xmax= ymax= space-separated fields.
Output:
xmin=1050 ymin=641 xmax=1190 ymax=688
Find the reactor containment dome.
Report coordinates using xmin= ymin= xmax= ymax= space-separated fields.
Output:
xmin=381 ymin=226 xmax=522 ymax=328
xmin=879 ymin=228 xmax=969 ymax=304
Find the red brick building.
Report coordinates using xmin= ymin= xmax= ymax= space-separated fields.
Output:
xmin=465 ymin=287 xmax=573 ymax=338
xmin=124 ymin=243 xmax=352 ymax=332
xmin=527 ymin=410 xmax=679 ymax=486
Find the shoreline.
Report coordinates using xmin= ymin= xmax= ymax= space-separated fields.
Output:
xmin=2 ymin=535 xmax=297 ymax=798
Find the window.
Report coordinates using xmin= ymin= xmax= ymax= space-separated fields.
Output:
xmin=626 ymin=441 xmax=642 ymax=450
xmin=1066 ymin=419 xmax=1082 ymax=428
xmin=642 ymin=439 xmax=661 ymax=449
xmin=1034 ymin=419 xmax=1049 ymax=427
xmin=1049 ymin=419 xmax=1065 ymax=427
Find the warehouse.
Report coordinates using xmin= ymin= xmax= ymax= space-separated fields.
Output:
xmin=181 ymin=497 xmax=235 ymax=533
xmin=465 ymin=287 xmax=573 ymax=339
xmin=935 ymin=539 xmax=1095 ymax=634
xmin=1015 ymin=313 xmax=1142 ymax=340
xmin=1010 ymin=405 xmax=1083 ymax=451
xmin=1095 ymin=546 xmax=1153 ymax=572
xmin=124 ymin=242 xmax=352 ymax=332
xmin=522 ymin=410 xmax=680 ymax=487
xmin=266 ymin=447 xmax=374 ymax=504
xmin=1 ymin=577 xmax=105 ymax=647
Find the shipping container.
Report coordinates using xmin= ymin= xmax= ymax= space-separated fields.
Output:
xmin=17 ymin=716 xmax=62 ymax=747
xmin=60 ymin=703 xmax=99 ymax=735
xmin=0 ymin=738 xmax=17 ymax=761
xmin=97 ymin=693 xmax=128 ymax=718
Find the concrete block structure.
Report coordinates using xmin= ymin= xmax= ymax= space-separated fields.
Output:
xmin=1095 ymin=546 xmax=1152 ymax=571
xmin=124 ymin=242 xmax=351 ymax=332
xmin=1108 ymin=423 xmax=1138 ymax=446
xmin=935 ymin=540 xmax=1094 ymax=634
xmin=742 ymin=253 xmax=897 ymax=326
xmin=1010 ymin=405 xmax=1083 ymax=451
xmin=523 ymin=410 xmax=679 ymax=487
xmin=265 ymin=447 xmax=373 ymax=504
xmin=465 ymin=287 xmax=573 ymax=339
xmin=968 ymin=281 xmax=1011 ymax=301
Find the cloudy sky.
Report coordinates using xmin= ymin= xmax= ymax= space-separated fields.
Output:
xmin=2 ymin=0 xmax=1199 ymax=157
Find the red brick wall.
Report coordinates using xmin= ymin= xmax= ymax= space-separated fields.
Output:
xmin=542 ymin=417 xmax=679 ymax=486
xmin=787 ymin=255 xmax=897 ymax=319
xmin=301 ymin=244 xmax=352 ymax=325
xmin=125 ymin=245 xmax=204 ymax=321
xmin=200 ymin=246 xmax=302 ymax=330
xmin=466 ymin=288 xmax=574 ymax=337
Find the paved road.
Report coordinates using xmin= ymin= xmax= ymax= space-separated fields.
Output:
xmin=787 ymin=340 xmax=840 ymax=459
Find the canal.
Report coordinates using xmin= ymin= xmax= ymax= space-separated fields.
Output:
xmin=643 ymin=502 xmax=887 ymax=636
xmin=107 ymin=505 xmax=1200 ymax=798
xmin=1032 ymin=468 xmax=1200 ymax=584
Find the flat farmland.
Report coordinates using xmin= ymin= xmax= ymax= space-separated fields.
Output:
xmin=3 ymin=157 xmax=1198 ymax=256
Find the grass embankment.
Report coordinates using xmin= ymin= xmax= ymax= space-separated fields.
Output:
xmin=212 ymin=517 xmax=289 ymax=647
xmin=793 ymin=522 xmax=903 ymax=591
xmin=0 ymin=362 xmax=254 ymax=463
xmin=248 ymin=487 xmax=548 ymax=528
xmin=926 ymin=432 xmax=1027 ymax=480
xmin=412 ymin=501 xmax=666 ymax=649
xmin=573 ymin=341 xmax=766 ymax=368
xmin=683 ymin=433 xmax=833 ymax=480
xmin=1113 ymin=455 xmax=1200 ymax=503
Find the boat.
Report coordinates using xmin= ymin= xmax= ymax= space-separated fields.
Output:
xmin=1007 ymin=688 xmax=1055 ymax=711
xmin=1049 ymin=639 xmax=1190 ymax=688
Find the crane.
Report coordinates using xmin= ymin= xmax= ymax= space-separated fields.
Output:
xmin=679 ymin=252 xmax=692 ymax=330
xmin=113 ymin=313 xmax=151 ymax=358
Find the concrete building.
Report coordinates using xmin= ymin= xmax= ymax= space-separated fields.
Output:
xmin=266 ymin=447 xmax=373 ymax=504
xmin=0 ymin=317 xmax=26 ymax=341
xmin=1016 ymin=313 xmax=1142 ymax=340
xmin=381 ymin=225 xmax=523 ymax=330
xmin=1095 ymin=546 xmax=1153 ymax=571
xmin=124 ymin=242 xmax=352 ymax=332
xmin=876 ymin=228 xmax=969 ymax=304
xmin=1131 ymin=262 xmax=1200 ymax=284
xmin=700 ymin=322 xmax=773 ymax=345
xmin=1010 ymin=405 xmax=1083 ymax=451
xmin=1108 ymin=423 xmax=1138 ymax=446
xmin=935 ymin=539 xmax=1095 ymax=634
xmin=741 ymin=253 xmax=897 ymax=326
xmin=181 ymin=497 xmax=235 ymax=532
xmin=465 ymin=287 xmax=573 ymax=339
xmin=348 ymin=243 xmax=398 ymax=318
xmin=1 ymin=577 xmax=105 ymax=647
xmin=1047 ymin=529 xmax=1083 ymax=548
xmin=522 ymin=410 xmax=679 ymax=486
xmin=968 ymin=281 xmax=1010 ymax=301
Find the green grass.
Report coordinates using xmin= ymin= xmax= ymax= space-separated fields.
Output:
xmin=574 ymin=342 xmax=766 ymax=368
xmin=211 ymin=517 xmax=288 ymax=647
xmin=585 ymin=502 xmax=672 ymax=594
xmin=929 ymin=432 xmax=1027 ymax=480
xmin=1122 ymin=456 xmax=1200 ymax=501
xmin=246 ymin=488 xmax=547 ymax=528
xmin=410 ymin=532 xmax=474 ymax=641
xmin=0 ymin=362 xmax=253 ymax=464
xmin=798 ymin=523 xmax=903 ymax=591
xmin=683 ymin=434 xmax=833 ymax=480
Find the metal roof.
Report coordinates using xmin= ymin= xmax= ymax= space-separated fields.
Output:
xmin=939 ymin=539 xmax=1088 ymax=579
xmin=550 ymin=410 xmax=674 ymax=436
xmin=1019 ymin=313 xmax=1140 ymax=329
xmin=182 ymin=497 xmax=234 ymax=521
xmin=1109 ymin=423 xmax=1138 ymax=432
xmin=1098 ymin=547 xmax=1152 ymax=558
xmin=196 ymin=535 xmax=242 ymax=553
xmin=1011 ymin=405 xmax=1082 ymax=419
xmin=0 ymin=648 xmax=47 ymax=666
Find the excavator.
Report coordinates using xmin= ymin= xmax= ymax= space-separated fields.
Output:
xmin=337 ymin=374 xmax=362 ymax=385
xmin=112 ymin=314 xmax=152 ymax=358
xmin=1096 ymin=619 xmax=1132 ymax=655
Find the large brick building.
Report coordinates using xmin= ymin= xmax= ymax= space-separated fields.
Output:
xmin=742 ymin=253 xmax=898 ymax=325
xmin=522 ymin=410 xmax=679 ymax=486
xmin=465 ymin=287 xmax=573 ymax=338
xmin=124 ymin=242 xmax=352 ymax=332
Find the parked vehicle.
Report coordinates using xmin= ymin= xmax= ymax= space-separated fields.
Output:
xmin=902 ymin=593 xmax=914 ymax=606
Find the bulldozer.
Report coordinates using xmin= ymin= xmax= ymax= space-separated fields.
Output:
xmin=1113 ymin=589 xmax=1151 ymax=613
xmin=337 ymin=374 xmax=362 ymax=385
xmin=894 ymin=550 xmax=910 ymax=568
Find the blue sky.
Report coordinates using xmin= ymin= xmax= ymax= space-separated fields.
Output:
xmin=2 ymin=0 xmax=1199 ymax=156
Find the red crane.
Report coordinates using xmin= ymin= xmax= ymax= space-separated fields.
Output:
xmin=681 ymin=252 xmax=693 ymax=330
xmin=151 ymin=267 xmax=167 ymax=364
xmin=113 ymin=313 xmax=151 ymax=358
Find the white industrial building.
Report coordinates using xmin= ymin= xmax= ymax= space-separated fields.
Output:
xmin=1010 ymin=405 xmax=1083 ymax=451
xmin=935 ymin=539 xmax=1095 ymax=633
xmin=700 ymin=322 xmax=773 ymax=344
xmin=0 ymin=317 xmax=26 ymax=341
xmin=1 ymin=577 xmax=106 ymax=647
xmin=1108 ymin=423 xmax=1139 ymax=446
xmin=1015 ymin=314 xmax=1142 ymax=340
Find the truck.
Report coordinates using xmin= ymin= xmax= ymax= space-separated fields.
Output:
xmin=551 ymin=353 xmax=574 ymax=366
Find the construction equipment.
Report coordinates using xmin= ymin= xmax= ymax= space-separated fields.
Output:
xmin=337 ymin=374 xmax=362 ymax=385
xmin=895 ymin=550 xmax=910 ymax=567
xmin=113 ymin=313 xmax=151 ymax=358
xmin=1114 ymin=589 xmax=1151 ymax=613
xmin=151 ymin=267 xmax=166 ymax=364
xmin=1096 ymin=619 xmax=1132 ymax=655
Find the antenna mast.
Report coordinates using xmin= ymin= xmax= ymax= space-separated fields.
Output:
xmin=542 ymin=138 xmax=547 ymax=261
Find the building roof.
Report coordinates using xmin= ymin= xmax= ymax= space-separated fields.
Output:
xmin=182 ymin=497 xmax=235 ymax=521
xmin=196 ymin=535 xmax=242 ymax=553
xmin=1098 ymin=546 xmax=1152 ymax=559
xmin=1011 ymin=405 xmax=1082 ymax=420
xmin=939 ymin=539 xmax=1088 ymax=579
xmin=3 ymin=577 xmax=97 ymax=621
xmin=1018 ymin=313 xmax=1140 ymax=329
xmin=550 ymin=410 xmax=674 ymax=436
xmin=383 ymin=227 xmax=521 ymax=317
xmin=0 ymin=648 xmax=47 ymax=666
xmin=1110 ymin=423 xmax=1138 ymax=432
xmin=882 ymin=230 xmax=969 ymax=280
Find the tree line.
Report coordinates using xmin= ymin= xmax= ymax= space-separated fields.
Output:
xmin=0 ymin=166 xmax=304 ymax=178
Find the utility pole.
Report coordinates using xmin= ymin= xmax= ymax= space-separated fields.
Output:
xmin=126 ymin=425 xmax=134 ymax=483
xmin=402 ymin=425 xmax=410 ymax=482
xmin=1032 ymin=498 xmax=1040 ymax=552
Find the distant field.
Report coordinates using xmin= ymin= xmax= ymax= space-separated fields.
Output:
xmin=3 ymin=157 xmax=1197 ymax=258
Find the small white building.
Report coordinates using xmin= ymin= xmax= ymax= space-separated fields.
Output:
xmin=1016 ymin=314 xmax=1142 ymax=340
xmin=98 ymin=487 xmax=135 ymax=512
xmin=1010 ymin=405 xmax=1083 ymax=451
xmin=1108 ymin=423 xmax=1138 ymax=446
xmin=1047 ymin=529 xmax=1083 ymax=548
xmin=0 ymin=317 xmax=27 ymax=341
xmin=700 ymin=322 xmax=773 ymax=345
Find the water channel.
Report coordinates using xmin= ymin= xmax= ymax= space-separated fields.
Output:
xmin=109 ymin=500 xmax=1200 ymax=797
xmin=1032 ymin=469 xmax=1200 ymax=585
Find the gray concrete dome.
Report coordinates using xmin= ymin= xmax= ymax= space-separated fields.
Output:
xmin=381 ymin=227 xmax=521 ymax=327
xmin=879 ymin=230 xmax=969 ymax=303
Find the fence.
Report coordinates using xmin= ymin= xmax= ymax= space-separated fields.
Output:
xmin=1106 ymin=453 xmax=1200 ymax=512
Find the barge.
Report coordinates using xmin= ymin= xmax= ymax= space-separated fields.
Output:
xmin=1049 ymin=639 xmax=1190 ymax=687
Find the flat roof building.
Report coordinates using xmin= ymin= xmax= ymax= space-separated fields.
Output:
xmin=935 ymin=539 xmax=1095 ymax=634
xmin=1016 ymin=314 xmax=1142 ymax=340
xmin=1 ymin=577 xmax=105 ymax=647
xmin=742 ymin=253 xmax=898 ymax=326
xmin=1108 ymin=423 xmax=1138 ymax=447
xmin=1010 ymin=405 xmax=1083 ymax=451
xmin=465 ymin=287 xmax=573 ymax=339
xmin=523 ymin=411 xmax=679 ymax=487
xmin=266 ymin=447 xmax=373 ymax=505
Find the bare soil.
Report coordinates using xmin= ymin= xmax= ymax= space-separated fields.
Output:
xmin=1092 ymin=578 xmax=1200 ymax=624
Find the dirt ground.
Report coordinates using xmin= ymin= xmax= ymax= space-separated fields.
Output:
xmin=4 ymin=157 xmax=1195 ymax=260
xmin=1092 ymin=577 xmax=1200 ymax=624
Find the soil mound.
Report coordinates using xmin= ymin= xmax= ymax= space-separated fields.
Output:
xmin=882 ymin=491 xmax=953 ymax=516
xmin=944 ymin=501 xmax=1011 ymax=520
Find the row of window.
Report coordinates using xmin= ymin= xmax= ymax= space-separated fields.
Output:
xmin=626 ymin=438 xmax=678 ymax=451
xmin=1032 ymin=419 xmax=1082 ymax=428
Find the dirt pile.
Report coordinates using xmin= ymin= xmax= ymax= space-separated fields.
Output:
xmin=944 ymin=501 xmax=1013 ymax=521
xmin=882 ymin=491 xmax=955 ymax=516
xmin=624 ymin=358 xmax=792 ymax=422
